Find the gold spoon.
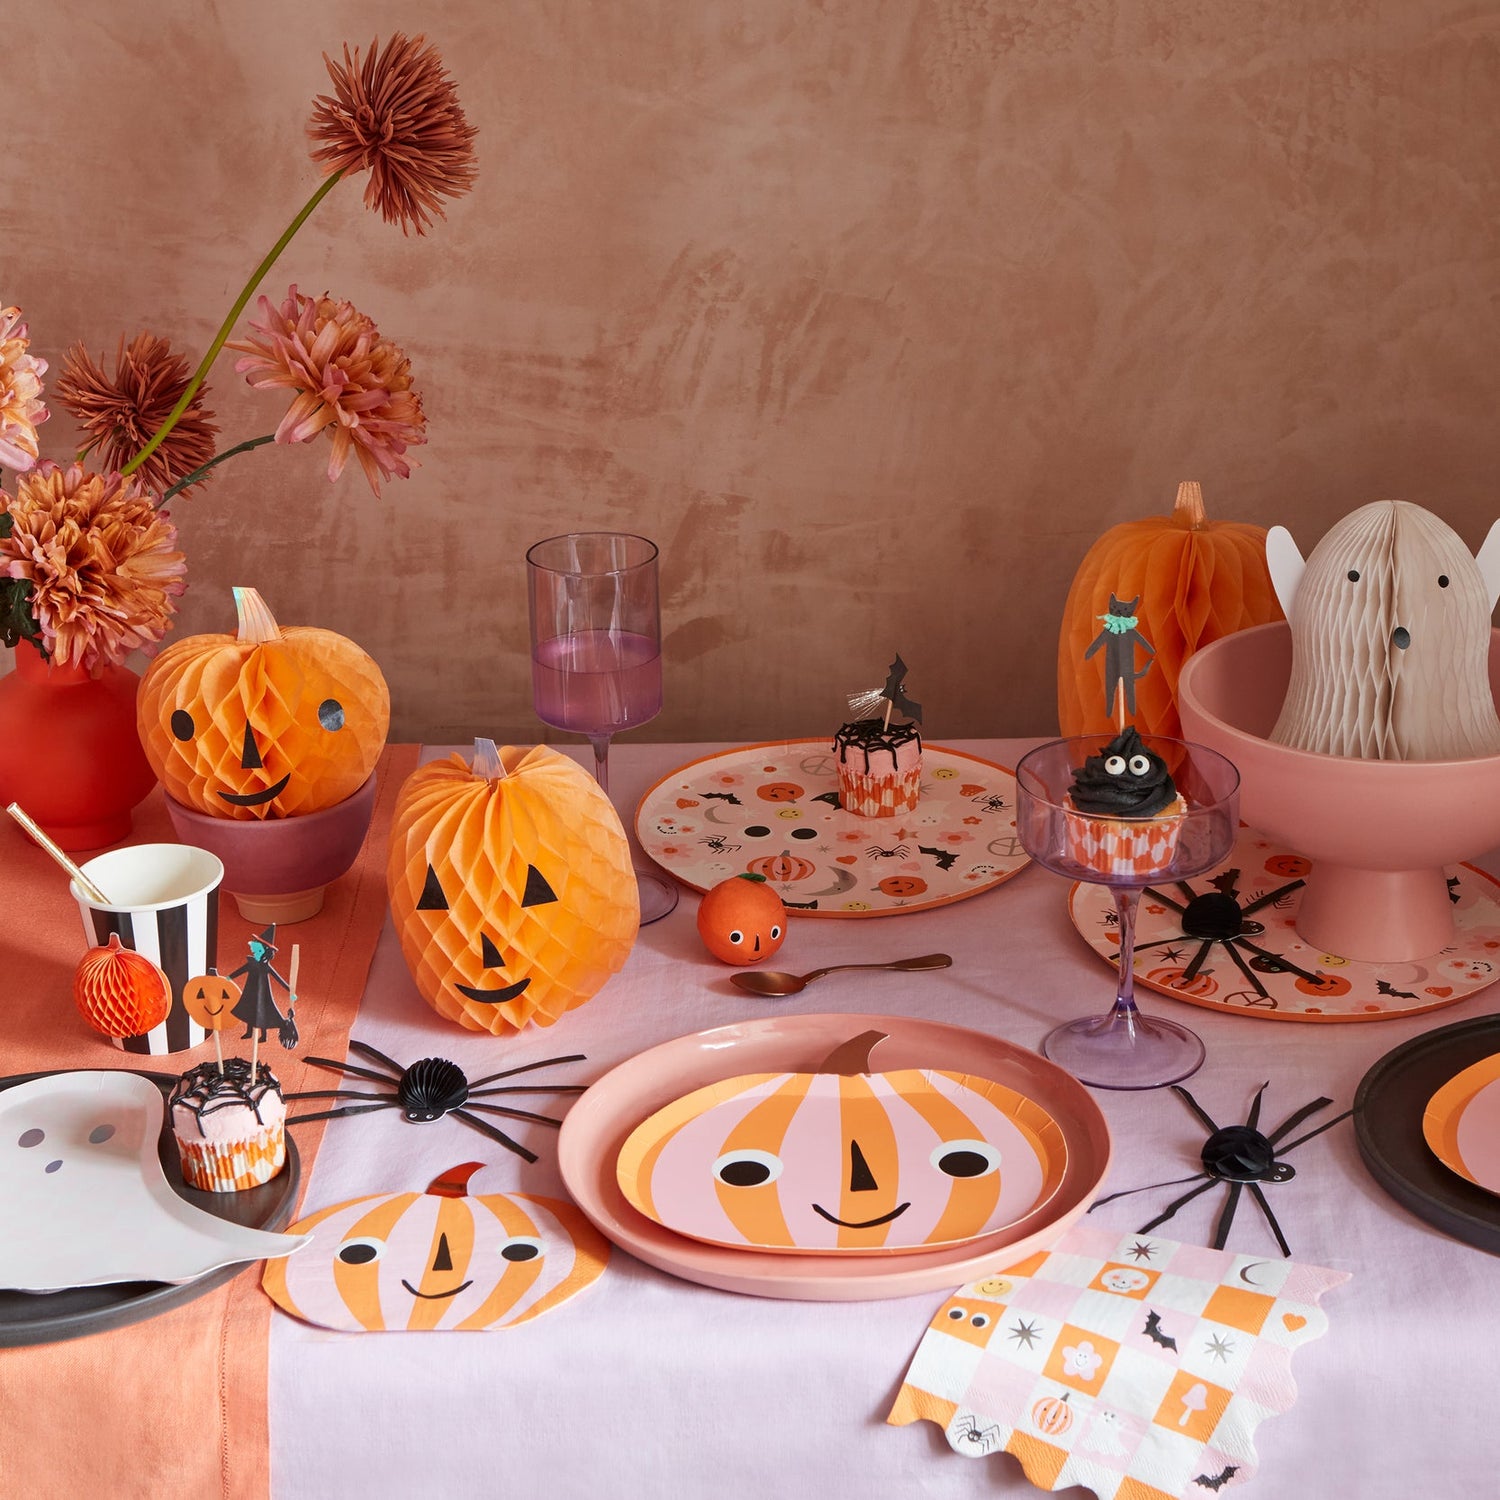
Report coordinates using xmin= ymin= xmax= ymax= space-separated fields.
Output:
xmin=730 ymin=952 xmax=953 ymax=997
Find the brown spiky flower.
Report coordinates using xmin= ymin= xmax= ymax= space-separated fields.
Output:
xmin=53 ymin=333 xmax=219 ymax=496
xmin=307 ymin=33 xmax=478 ymax=236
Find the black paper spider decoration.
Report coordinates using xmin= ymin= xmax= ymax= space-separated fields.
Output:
xmin=1087 ymin=1083 xmax=1351 ymax=1255
xmin=1134 ymin=867 xmax=1327 ymax=1001
xmin=285 ymin=1039 xmax=587 ymax=1164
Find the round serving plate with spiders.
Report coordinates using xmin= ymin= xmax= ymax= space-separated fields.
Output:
xmin=1068 ymin=827 xmax=1500 ymax=1022
xmin=635 ymin=741 xmax=1028 ymax=917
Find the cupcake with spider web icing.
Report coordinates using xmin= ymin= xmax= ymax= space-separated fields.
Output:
xmin=834 ymin=655 xmax=923 ymax=818
xmin=169 ymin=1058 xmax=287 ymax=1192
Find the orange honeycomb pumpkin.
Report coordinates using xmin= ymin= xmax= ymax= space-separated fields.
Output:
xmin=387 ymin=739 xmax=639 ymax=1034
xmin=1057 ymin=481 xmax=1283 ymax=739
xmin=137 ymin=586 xmax=389 ymax=820
xmin=73 ymin=933 xmax=172 ymax=1039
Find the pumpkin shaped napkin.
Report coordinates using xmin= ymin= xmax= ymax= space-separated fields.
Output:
xmin=889 ymin=1223 xmax=1347 ymax=1498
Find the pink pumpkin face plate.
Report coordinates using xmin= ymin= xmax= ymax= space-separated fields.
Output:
xmin=616 ymin=1064 xmax=1067 ymax=1255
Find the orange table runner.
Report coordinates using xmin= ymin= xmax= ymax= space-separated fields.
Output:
xmin=0 ymin=743 xmax=417 ymax=1500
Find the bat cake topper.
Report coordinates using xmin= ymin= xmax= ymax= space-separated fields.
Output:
xmin=847 ymin=654 xmax=923 ymax=730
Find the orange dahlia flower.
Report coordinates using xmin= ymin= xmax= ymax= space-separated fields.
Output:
xmin=0 ymin=462 xmax=187 ymax=671
xmin=0 ymin=306 xmax=49 ymax=473
xmin=228 ymin=285 xmax=426 ymax=496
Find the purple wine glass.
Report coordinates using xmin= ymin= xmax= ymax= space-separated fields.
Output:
xmin=1015 ymin=735 xmax=1240 ymax=1089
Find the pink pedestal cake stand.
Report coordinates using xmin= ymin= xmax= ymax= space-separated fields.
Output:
xmin=1177 ymin=622 xmax=1500 ymax=963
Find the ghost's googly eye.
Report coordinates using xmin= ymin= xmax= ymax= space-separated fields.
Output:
xmin=1439 ymin=574 xmax=1450 ymax=588
xmin=1128 ymin=754 xmax=1151 ymax=776
xmin=970 ymin=1312 xmax=991 ymax=1329
xmin=336 ymin=1237 xmax=386 ymax=1265
xmin=1104 ymin=755 xmax=1126 ymax=775
xmin=948 ymin=1306 xmax=968 ymax=1321
xmin=1347 ymin=569 xmax=1360 ymax=582
xmin=713 ymin=1149 xmax=783 ymax=1187
xmin=933 ymin=1140 xmax=1002 ymax=1178
xmin=499 ymin=1237 xmax=543 ymax=1263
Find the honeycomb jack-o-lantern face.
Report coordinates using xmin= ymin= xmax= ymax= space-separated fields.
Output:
xmin=388 ymin=740 xmax=640 ymax=1034
xmin=617 ymin=1030 xmax=1067 ymax=1253
xmin=137 ymin=587 xmax=390 ymax=820
xmin=262 ymin=1162 xmax=610 ymax=1332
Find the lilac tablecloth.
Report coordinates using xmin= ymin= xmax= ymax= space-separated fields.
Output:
xmin=269 ymin=741 xmax=1498 ymax=1499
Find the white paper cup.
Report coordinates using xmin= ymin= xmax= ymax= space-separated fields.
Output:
xmin=71 ymin=843 xmax=224 ymax=1055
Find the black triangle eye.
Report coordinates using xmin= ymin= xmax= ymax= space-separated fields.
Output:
xmin=521 ymin=865 xmax=558 ymax=908
xmin=480 ymin=933 xmax=504 ymax=969
xmin=416 ymin=864 xmax=449 ymax=911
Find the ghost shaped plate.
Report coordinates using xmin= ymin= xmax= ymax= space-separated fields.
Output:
xmin=0 ymin=1069 xmax=303 ymax=1347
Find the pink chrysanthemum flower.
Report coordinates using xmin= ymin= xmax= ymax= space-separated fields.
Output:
xmin=0 ymin=462 xmax=187 ymax=671
xmin=228 ymin=285 xmax=426 ymax=496
xmin=0 ymin=306 xmax=50 ymax=473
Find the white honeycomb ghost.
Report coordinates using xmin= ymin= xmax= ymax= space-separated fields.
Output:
xmin=0 ymin=1071 xmax=305 ymax=1291
xmin=1268 ymin=501 xmax=1500 ymax=759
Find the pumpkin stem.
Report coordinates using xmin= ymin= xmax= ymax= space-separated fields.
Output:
xmin=233 ymin=586 xmax=283 ymax=645
xmin=427 ymin=1162 xmax=485 ymax=1198
xmin=471 ymin=738 xmax=507 ymax=780
xmin=816 ymin=1029 xmax=889 ymax=1076
xmin=1174 ymin=480 xmax=1207 ymax=530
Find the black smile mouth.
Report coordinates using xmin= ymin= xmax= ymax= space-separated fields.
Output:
xmin=219 ymin=773 xmax=292 ymax=807
xmin=811 ymin=1202 xmax=910 ymax=1229
xmin=401 ymin=1278 xmax=474 ymax=1301
xmin=456 ymin=977 xmax=532 ymax=1004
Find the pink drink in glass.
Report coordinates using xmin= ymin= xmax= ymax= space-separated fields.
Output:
xmin=531 ymin=629 xmax=663 ymax=737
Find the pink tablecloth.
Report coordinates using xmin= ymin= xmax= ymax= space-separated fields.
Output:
xmin=269 ymin=740 xmax=1500 ymax=1499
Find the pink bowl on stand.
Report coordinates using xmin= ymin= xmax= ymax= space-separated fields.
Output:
xmin=1178 ymin=623 xmax=1500 ymax=963
xmin=163 ymin=772 xmax=378 ymax=924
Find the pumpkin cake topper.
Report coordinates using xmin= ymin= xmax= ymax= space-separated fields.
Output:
xmin=1268 ymin=500 xmax=1500 ymax=759
xmin=136 ymin=586 xmax=390 ymax=821
xmin=616 ymin=1030 xmax=1068 ymax=1254
xmin=387 ymin=738 xmax=639 ymax=1034
xmin=286 ymin=1038 xmax=588 ymax=1162
xmin=261 ymin=1161 xmax=609 ymax=1332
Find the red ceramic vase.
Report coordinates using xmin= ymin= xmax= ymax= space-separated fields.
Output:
xmin=0 ymin=642 xmax=157 ymax=850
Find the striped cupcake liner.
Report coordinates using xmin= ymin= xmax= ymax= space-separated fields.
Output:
xmin=838 ymin=764 xmax=922 ymax=819
xmin=177 ymin=1122 xmax=287 ymax=1193
xmin=1064 ymin=798 xmax=1186 ymax=879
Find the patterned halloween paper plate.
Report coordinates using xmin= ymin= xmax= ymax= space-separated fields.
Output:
xmin=1068 ymin=827 xmax=1500 ymax=1022
xmin=615 ymin=1059 xmax=1068 ymax=1256
xmin=1423 ymin=1054 xmax=1500 ymax=1196
xmin=635 ymin=741 xmax=1028 ymax=917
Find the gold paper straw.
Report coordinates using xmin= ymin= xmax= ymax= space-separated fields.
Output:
xmin=5 ymin=802 xmax=111 ymax=904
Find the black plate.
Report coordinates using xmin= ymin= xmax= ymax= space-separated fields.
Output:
xmin=0 ymin=1070 xmax=301 ymax=1348
xmin=1354 ymin=1014 xmax=1500 ymax=1256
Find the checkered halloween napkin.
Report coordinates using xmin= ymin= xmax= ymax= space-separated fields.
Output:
xmin=888 ymin=1224 xmax=1348 ymax=1499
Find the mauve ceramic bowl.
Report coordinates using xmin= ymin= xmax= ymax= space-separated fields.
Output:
xmin=163 ymin=772 xmax=378 ymax=924
xmin=1178 ymin=623 xmax=1500 ymax=962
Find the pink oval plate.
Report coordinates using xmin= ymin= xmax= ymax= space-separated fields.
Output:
xmin=558 ymin=1013 xmax=1112 ymax=1300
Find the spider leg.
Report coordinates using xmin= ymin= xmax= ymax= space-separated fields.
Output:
xmin=1140 ymin=1178 xmax=1221 ymax=1235
xmin=1247 ymin=1183 xmax=1292 ymax=1257
xmin=1142 ymin=886 xmax=1188 ymax=915
xmin=283 ymin=1088 xmax=398 ymax=1103
xmin=287 ymin=1102 xmax=401 ymax=1125
xmin=1180 ymin=940 xmax=1216 ymax=983
xmin=468 ymin=1053 xmax=588 ymax=1090
xmin=1210 ymin=1180 xmax=1244 ymax=1250
xmin=463 ymin=1101 xmax=565 ymax=1128
xmin=302 ymin=1057 xmax=405 ymax=1088
xmin=1266 ymin=1096 xmax=1333 ymax=1144
xmin=448 ymin=1109 xmax=538 ymax=1164
xmin=1245 ymin=1082 xmax=1268 ymax=1133
xmin=1089 ymin=1172 xmax=1209 ymax=1209
xmin=347 ymin=1040 xmax=410 ymax=1077
xmin=1219 ymin=939 xmax=1271 ymax=999
xmin=467 ymin=1083 xmax=587 ymax=1099
xmin=1274 ymin=1107 xmax=1354 ymax=1155
xmin=1170 ymin=1085 xmax=1222 ymax=1135
xmin=1238 ymin=879 xmax=1307 ymax=917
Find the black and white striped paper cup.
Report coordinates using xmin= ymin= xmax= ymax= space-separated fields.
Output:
xmin=71 ymin=843 xmax=223 ymax=1055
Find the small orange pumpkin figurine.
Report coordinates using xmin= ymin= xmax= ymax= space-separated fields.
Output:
xmin=388 ymin=738 xmax=639 ymax=1034
xmin=137 ymin=586 xmax=390 ymax=820
xmin=73 ymin=934 xmax=172 ymax=1039
xmin=696 ymin=873 xmax=786 ymax=965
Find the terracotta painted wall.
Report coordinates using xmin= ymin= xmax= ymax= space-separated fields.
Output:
xmin=5 ymin=1 xmax=1500 ymax=745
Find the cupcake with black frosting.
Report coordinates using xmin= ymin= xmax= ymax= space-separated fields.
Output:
xmin=1064 ymin=726 xmax=1186 ymax=877
xmin=169 ymin=1057 xmax=287 ymax=1192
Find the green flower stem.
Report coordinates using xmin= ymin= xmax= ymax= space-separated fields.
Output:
xmin=122 ymin=168 xmax=344 ymax=481
xmin=159 ymin=433 xmax=276 ymax=502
